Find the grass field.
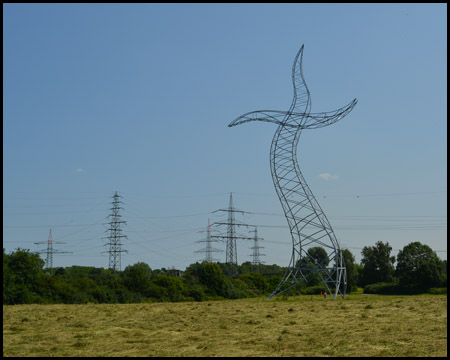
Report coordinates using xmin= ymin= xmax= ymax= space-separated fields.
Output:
xmin=3 ymin=294 xmax=447 ymax=357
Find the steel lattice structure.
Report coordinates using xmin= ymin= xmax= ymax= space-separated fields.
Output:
xmin=34 ymin=228 xmax=72 ymax=272
xmin=229 ymin=45 xmax=357 ymax=300
xmin=249 ymin=226 xmax=265 ymax=266
xmin=195 ymin=219 xmax=223 ymax=262
xmin=211 ymin=193 xmax=254 ymax=266
xmin=106 ymin=191 xmax=128 ymax=271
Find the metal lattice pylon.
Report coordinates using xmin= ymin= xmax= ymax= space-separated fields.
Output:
xmin=211 ymin=193 xmax=254 ymax=267
xmin=229 ymin=45 xmax=357 ymax=299
xmin=194 ymin=219 xmax=223 ymax=262
xmin=34 ymin=228 xmax=72 ymax=272
xmin=106 ymin=191 xmax=128 ymax=271
xmin=249 ymin=226 xmax=265 ymax=266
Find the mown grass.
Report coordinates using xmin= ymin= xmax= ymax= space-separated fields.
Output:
xmin=3 ymin=294 xmax=447 ymax=357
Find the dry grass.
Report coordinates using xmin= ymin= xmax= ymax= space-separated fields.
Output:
xmin=3 ymin=294 xmax=447 ymax=357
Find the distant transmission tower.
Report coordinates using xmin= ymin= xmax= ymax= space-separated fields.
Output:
xmin=249 ymin=226 xmax=265 ymax=266
xmin=106 ymin=191 xmax=128 ymax=271
xmin=194 ymin=219 xmax=222 ymax=262
xmin=211 ymin=193 xmax=254 ymax=266
xmin=34 ymin=228 xmax=72 ymax=272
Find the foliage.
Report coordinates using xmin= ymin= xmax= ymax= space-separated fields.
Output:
xmin=3 ymin=244 xmax=447 ymax=305
xmin=359 ymin=241 xmax=395 ymax=287
xmin=122 ymin=262 xmax=153 ymax=296
xmin=301 ymin=285 xmax=327 ymax=295
xmin=238 ymin=272 xmax=269 ymax=295
xmin=428 ymin=287 xmax=447 ymax=295
xmin=3 ymin=248 xmax=45 ymax=304
xmin=341 ymin=249 xmax=358 ymax=291
xmin=293 ymin=247 xmax=331 ymax=286
xmin=363 ymin=282 xmax=398 ymax=295
xmin=395 ymin=242 xmax=446 ymax=291
xmin=197 ymin=262 xmax=226 ymax=296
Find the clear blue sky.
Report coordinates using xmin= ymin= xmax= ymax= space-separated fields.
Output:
xmin=4 ymin=3 xmax=447 ymax=270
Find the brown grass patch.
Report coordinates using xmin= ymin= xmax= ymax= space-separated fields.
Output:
xmin=3 ymin=294 xmax=447 ymax=357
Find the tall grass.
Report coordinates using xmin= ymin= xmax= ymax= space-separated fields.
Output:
xmin=3 ymin=294 xmax=447 ymax=357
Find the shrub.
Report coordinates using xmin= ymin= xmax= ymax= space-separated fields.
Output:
xmin=302 ymin=285 xmax=327 ymax=295
xmin=363 ymin=282 xmax=397 ymax=294
xmin=150 ymin=275 xmax=186 ymax=302
xmin=428 ymin=287 xmax=447 ymax=295
xmin=198 ymin=263 xmax=226 ymax=296
xmin=363 ymin=282 xmax=427 ymax=295
xmin=222 ymin=278 xmax=248 ymax=299
xmin=238 ymin=273 xmax=268 ymax=295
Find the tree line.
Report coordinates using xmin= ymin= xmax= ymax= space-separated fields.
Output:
xmin=3 ymin=241 xmax=447 ymax=305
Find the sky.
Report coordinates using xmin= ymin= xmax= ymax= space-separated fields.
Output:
xmin=3 ymin=3 xmax=447 ymax=271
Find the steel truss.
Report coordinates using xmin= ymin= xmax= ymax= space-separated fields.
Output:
xmin=106 ymin=191 xmax=128 ymax=271
xmin=229 ymin=45 xmax=357 ymax=300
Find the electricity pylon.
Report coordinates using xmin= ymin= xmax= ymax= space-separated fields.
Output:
xmin=211 ymin=193 xmax=254 ymax=266
xmin=106 ymin=191 xmax=127 ymax=271
xmin=249 ymin=226 xmax=265 ymax=266
xmin=34 ymin=228 xmax=72 ymax=272
xmin=194 ymin=219 xmax=223 ymax=262
xmin=228 ymin=44 xmax=357 ymax=299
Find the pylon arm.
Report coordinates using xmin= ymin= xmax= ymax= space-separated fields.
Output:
xmin=228 ymin=99 xmax=357 ymax=129
xmin=300 ymin=99 xmax=357 ymax=129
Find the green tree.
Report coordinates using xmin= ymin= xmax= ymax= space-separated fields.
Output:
xmin=295 ymin=247 xmax=330 ymax=286
xmin=360 ymin=241 xmax=395 ymax=286
xmin=341 ymin=249 xmax=358 ymax=292
xmin=3 ymin=248 xmax=45 ymax=304
xmin=198 ymin=262 xmax=225 ymax=296
xmin=149 ymin=275 xmax=186 ymax=302
xmin=354 ymin=263 xmax=364 ymax=288
xmin=297 ymin=247 xmax=330 ymax=268
xmin=3 ymin=248 xmax=14 ymax=304
xmin=239 ymin=272 xmax=268 ymax=295
xmin=122 ymin=262 xmax=153 ymax=296
xmin=395 ymin=242 xmax=446 ymax=290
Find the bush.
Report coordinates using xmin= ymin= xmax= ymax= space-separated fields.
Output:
xmin=198 ymin=263 xmax=226 ymax=296
xmin=150 ymin=275 xmax=186 ymax=302
xmin=363 ymin=282 xmax=430 ymax=295
xmin=428 ymin=287 xmax=447 ymax=295
xmin=238 ymin=273 xmax=268 ymax=295
xmin=222 ymin=278 xmax=248 ymax=299
xmin=363 ymin=282 xmax=395 ymax=294
xmin=184 ymin=284 xmax=207 ymax=302
xmin=122 ymin=262 xmax=153 ymax=296
xmin=301 ymin=285 xmax=327 ymax=295
xmin=396 ymin=242 xmax=446 ymax=291
xmin=350 ymin=286 xmax=363 ymax=293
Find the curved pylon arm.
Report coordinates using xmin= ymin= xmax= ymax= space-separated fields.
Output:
xmin=228 ymin=98 xmax=357 ymax=129
xmin=300 ymin=98 xmax=358 ymax=129
xmin=228 ymin=110 xmax=295 ymax=128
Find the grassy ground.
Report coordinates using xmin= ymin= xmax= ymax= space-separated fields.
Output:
xmin=3 ymin=294 xmax=447 ymax=357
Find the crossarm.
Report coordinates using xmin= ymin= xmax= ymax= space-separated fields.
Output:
xmin=299 ymin=98 xmax=357 ymax=129
xmin=228 ymin=98 xmax=357 ymax=129
xmin=228 ymin=110 xmax=293 ymax=127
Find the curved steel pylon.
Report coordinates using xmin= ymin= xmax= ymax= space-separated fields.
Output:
xmin=229 ymin=45 xmax=357 ymax=300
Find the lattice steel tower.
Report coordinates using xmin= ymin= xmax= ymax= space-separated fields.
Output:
xmin=195 ymin=219 xmax=222 ymax=262
xmin=228 ymin=45 xmax=357 ymax=299
xmin=211 ymin=193 xmax=253 ymax=266
xmin=34 ymin=228 xmax=72 ymax=272
xmin=249 ymin=226 xmax=265 ymax=266
xmin=106 ymin=191 xmax=128 ymax=271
